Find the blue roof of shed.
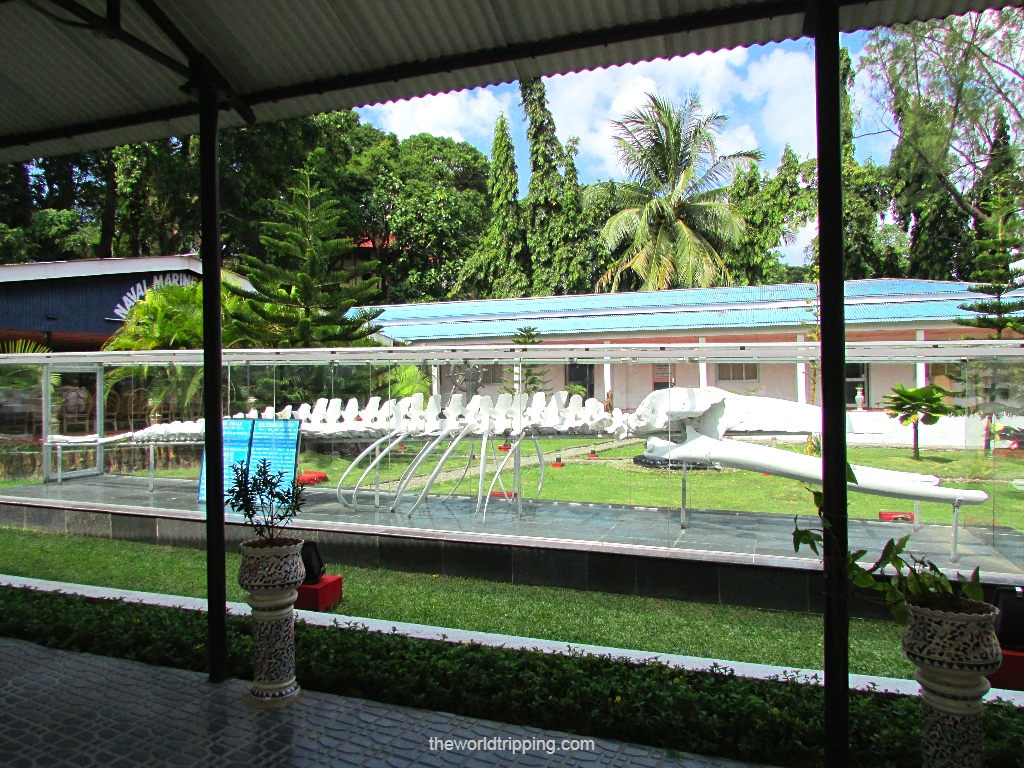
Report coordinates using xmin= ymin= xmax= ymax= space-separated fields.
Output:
xmin=363 ymin=279 xmax=1006 ymax=342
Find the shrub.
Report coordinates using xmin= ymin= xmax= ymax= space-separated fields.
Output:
xmin=0 ymin=587 xmax=1020 ymax=767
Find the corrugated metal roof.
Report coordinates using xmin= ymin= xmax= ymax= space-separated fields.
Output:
xmin=364 ymin=279 xmax=1012 ymax=341
xmin=0 ymin=0 xmax=1015 ymax=162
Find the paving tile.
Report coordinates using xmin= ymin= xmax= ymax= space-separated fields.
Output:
xmin=0 ymin=636 xmax=774 ymax=768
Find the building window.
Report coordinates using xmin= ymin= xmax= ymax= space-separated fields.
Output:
xmin=716 ymin=363 xmax=758 ymax=382
xmin=653 ymin=363 xmax=673 ymax=390
xmin=845 ymin=363 xmax=868 ymax=406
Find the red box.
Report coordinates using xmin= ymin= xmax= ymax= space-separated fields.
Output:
xmin=987 ymin=649 xmax=1024 ymax=691
xmin=879 ymin=511 xmax=915 ymax=522
xmin=295 ymin=574 xmax=343 ymax=612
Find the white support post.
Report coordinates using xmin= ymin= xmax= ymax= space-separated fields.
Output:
xmin=951 ymin=500 xmax=962 ymax=563
xmin=41 ymin=364 xmax=52 ymax=481
xmin=149 ymin=442 xmax=155 ymax=492
xmin=680 ymin=462 xmax=688 ymax=529
xmin=698 ymin=337 xmax=708 ymax=388
xmin=796 ymin=333 xmax=807 ymax=403
xmin=916 ymin=330 xmax=927 ymax=388
xmin=95 ymin=367 xmax=105 ymax=474
xmin=431 ymin=365 xmax=440 ymax=397
xmin=374 ymin=443 xmax=380 ymax=508
xmin=603 ymin=340 xmax=612 ymax=405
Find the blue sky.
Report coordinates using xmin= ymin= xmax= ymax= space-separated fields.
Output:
xmin=357 ymin=32 xmax=895 ymax=266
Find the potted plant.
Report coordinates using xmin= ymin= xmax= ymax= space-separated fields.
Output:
xmin=795 ymin=479 xmax=1001 ymax=768
xmin=228 ymin=458 xmax=306 ymax=703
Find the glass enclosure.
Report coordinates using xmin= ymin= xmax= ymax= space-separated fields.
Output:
xmin=1 ymin=342 xmax=1022 ymax=576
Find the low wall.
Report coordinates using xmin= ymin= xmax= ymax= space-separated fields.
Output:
xmin=5 ymin=496 xmax=1020 ymax=620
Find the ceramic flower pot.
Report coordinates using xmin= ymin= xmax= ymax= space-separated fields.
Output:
xmin=238 ymin=538 xmax=306 ymax=703
xmin=902 ymin=600 xmax=1002 ymax=768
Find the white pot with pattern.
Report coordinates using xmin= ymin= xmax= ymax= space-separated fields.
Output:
xmin=238 ymin=537 xmax=306 ymax=703
xmin=902 ymin=599 xmax=1002 ymax=768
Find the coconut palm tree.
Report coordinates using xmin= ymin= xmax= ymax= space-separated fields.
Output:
xmin=597 ymin=94 xmax=762 ymax=291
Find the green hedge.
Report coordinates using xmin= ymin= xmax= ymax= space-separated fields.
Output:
xmin=1 ymin=587 xmax=1021 ymax=768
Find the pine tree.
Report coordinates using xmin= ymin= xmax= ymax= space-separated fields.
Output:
xmin=453 ymin=115 xmax=529 ymax=298
xmin=551 ymin=139 xmax=608 ymax=294
xmin=955 ymin=229 xmax=1024 ymax=338
xmin=502 ymin=326 xmax=550 ymax=395
xmin=227 ymin=166 xmax=382 ymax=348
xmin=520 ymin=78 xmax=564 ymax=296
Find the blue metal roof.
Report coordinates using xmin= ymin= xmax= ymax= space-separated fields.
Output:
xmin=361 ymin=279 xmax=1008 ymax=342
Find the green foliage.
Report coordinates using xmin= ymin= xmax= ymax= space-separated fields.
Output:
xmin=104 ymin=281 xmax=244 ymax=352
xmin=0 ymin=208 xmax=97 ymax=264
xmin=520 ymin=78 xmax=565 ymax=296
xmin=502 ymin=327 xmax=550 ymax=395
xmin=228 ymin=165 xmax=382 ymax=347
xmin=377 ymin=365 xmax=432 ymax=399
xmin=882 ymin=384 xmax=959 ymax=460
xmin=227 ymin=458 xmax=304 ymax=543
xmin=0 ymin=340 xmax=59 ymax=397
xmin=956 ymin=245 xmax=1024 ymax=340
xmin=454 ymin=115 xmax=530 ymax=298
xmin=597 ymin=93 xmax=761 ymax=291
xmin=2 ymin=587 xmax=1022 ymax=767
xmin=102 ymin=281 xmax=248 ymax=421
xmin=727 ymin=146 xmax=817 ymax=284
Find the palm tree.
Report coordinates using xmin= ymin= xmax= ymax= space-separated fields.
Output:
xmin=597 ymin=94 xmax=762 ymax=291
xmin=881 ymin=384 xmax=959 ymax=460
xmin=103 ymin=281 xmax=245 ymax=421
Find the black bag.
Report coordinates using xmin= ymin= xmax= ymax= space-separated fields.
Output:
xmin=301 ymin=541 xmax=326 ymax=585
xmin=993 ymin=586 xmax=1024 ymax=652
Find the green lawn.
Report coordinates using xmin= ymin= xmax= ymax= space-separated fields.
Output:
xmin=0 ymin=526 xmax=913 ymax=678
xmin=5 ymin=440 xmax=1022 ymax=531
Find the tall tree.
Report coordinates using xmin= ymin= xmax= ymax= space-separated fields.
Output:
xmin=454 ymin=115 xmax=530 ymax=298
xmin=727 ymin=146 xmax=817 ymax=284
xmin=227 ymin=166 xmax=382 ymax=348
xmin=862 ymin=10 xmax=1024 ymax=228
xmin=520 ymin=78 xmax=565 ymax=295
xmin=597 ymin=93 xmax=761 ymax=291
xmin=839 ymin=48 xmax=907 ymax=280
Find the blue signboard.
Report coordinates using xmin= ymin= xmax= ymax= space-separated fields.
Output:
xmin=198 ymin=418 xmax=300 ymax=504
xmin=198 ymin=419 xmax=255 ymax=504
xmin=249 ymin=419 xmax=301 ymax=488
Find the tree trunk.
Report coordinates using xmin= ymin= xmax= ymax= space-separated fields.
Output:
xmin=97 ymin=156 xmax=117 ymax=258
xmin=913 ymin=419 xmax=920 ymax=460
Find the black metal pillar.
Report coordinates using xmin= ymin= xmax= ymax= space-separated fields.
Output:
xmin=198 ymin=75 xmax=227 ymax=684
xmin=815 ymin=0 xmax=848 ymax=764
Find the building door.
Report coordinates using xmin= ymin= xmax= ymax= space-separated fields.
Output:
xmin=845 ymin=363 xmax=868 ymax=407
xmin=566 ymin=363 xmax=594 ymax=399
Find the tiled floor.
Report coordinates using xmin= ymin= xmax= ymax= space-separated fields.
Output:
xmin=0 ymin=637 xmax=771 ymax=767
xmin=3 ymin=474 xmax=1023 ymax=575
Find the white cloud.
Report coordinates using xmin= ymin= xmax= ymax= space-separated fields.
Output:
xmin=780 ymin=222 xmax=817 ymax=266
xmin=738 ymin=48 xmax=817 ymax=158
xmin=718 ymin=124 xmax=759 ymax=157
xmin=541 ymin=45 xmax=817 ymax=182
xmin=356 ymin=88 xmax=514 ymax=148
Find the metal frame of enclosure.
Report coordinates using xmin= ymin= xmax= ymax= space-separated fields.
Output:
xmin=5 ymin=2 xmax=1021 ymax=764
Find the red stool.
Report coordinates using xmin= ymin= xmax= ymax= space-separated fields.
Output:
xmin=987 ymin=649 xmax=1024 ymax=691
xmin=295 ymin=574 xmax=343 ymax=612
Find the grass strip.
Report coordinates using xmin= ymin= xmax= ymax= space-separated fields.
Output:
xmin=0 ymin=526 xmax=913 ymax=677
xmin=0 ymin=586 xmax=1021 ymax=768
